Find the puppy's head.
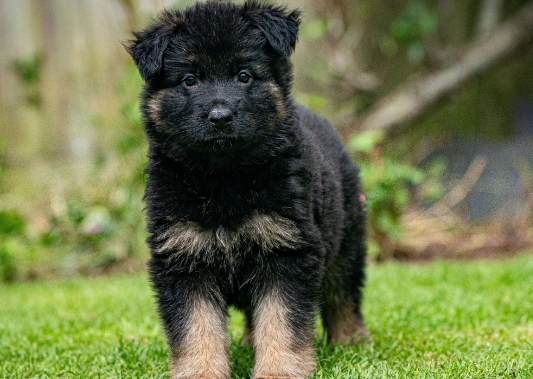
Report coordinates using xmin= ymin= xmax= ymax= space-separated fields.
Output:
xmin=126 ymin=1 xmax=300 ymax=161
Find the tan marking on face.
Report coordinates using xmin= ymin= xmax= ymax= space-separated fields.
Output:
xmin=146 ymin=90 xmax=169 ymax=130
xmin=169 ymin=296 xmax=229 ymax=379
xmin=266 ymin=82 xmax=286 ymax=121
xmin=252 ymin=290 xmax=316 ymax=379
xmin=146 ymin=91 xmax=162 ymax=118
xmin=156 ymin=212 xmax=302 ymax=259
xmin=324 ymin=303 xmax=370 ymax=345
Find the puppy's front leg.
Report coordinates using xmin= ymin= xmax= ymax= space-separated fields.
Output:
xmin=252 ymin=259 xmax=319 ymax=379
xmin=151 ymin=266 xmax=229 ymax=379
xmin=169 ymin=296 xmax=229 ymax=379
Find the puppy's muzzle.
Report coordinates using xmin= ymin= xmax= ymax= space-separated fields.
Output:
xmin=209 ymin=106 xmax=233 ymax=131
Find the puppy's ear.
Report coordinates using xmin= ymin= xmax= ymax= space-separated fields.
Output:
xmin=245 ymin=2 xmax=301 ymax=57
xmin=125 ymin=23 xmax=174 ymax=82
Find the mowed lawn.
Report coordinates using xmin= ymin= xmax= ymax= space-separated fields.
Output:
xmin=1 ymin=255 xmax=533 ymax=378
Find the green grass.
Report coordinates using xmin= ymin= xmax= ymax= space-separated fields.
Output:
xmin=1 ymin=255 xmax=532 ymax=378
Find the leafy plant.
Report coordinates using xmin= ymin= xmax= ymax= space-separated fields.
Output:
xmin=380 ymin=0 xmax=438 ymax=64
xmin=0 ymin=211 xmax=27 ymax=282
xmin=349 ymin=130 xmax=430 ymax=260
xmin=0 ymin=60 xmax=148 ymax=281
xmin=37 ymin=62 xmax=148 ymax=276
xmin=12 ymin=52 xmax=44 ymax=106
xmin=12 ymin=53 xmax=43 ymax=84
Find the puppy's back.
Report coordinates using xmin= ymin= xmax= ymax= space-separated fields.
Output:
xmin=294 ymin=102 xmax=348 ymax=165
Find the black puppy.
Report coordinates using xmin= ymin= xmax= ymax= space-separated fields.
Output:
xmin=127 ymin=1 xmax=368 ymax=378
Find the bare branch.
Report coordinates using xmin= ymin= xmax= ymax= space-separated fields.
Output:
xmin=349 ymin=1 xmax=533 ymax=136
xmin=425 ymin=155 xmax=488 ymax=216
xmin=476 ymin=0 xmax=504 ymax=36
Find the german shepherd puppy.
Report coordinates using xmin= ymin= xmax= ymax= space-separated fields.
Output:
xmin=127 ymin=1 xmax=368 ymax=378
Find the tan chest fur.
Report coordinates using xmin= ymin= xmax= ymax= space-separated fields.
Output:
xmin=156 ymin=212 xmax=302 ymax=260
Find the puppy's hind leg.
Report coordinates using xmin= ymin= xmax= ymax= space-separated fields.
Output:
xmin=322 ymin=258 xmax=370 ymax=345
xmin=322 ymin=220 xmax=370 ymax=346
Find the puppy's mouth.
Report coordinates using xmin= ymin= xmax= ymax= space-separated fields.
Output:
xmin=203 ymin=135 xmax=244 ymax=152
xmin=208 ymin=135 xmax=236 ymax=142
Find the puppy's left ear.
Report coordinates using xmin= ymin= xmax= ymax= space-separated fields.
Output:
xmin=125 ymin=24 xmax=173 ymax=82
xmin=245 ymin=2 xmax=301 ymax=57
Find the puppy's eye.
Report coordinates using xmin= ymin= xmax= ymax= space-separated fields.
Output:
xmin=182 ymin=75 xmax=197 ymax=87
xmin=238 ymin=71 xmax=252 ymax=84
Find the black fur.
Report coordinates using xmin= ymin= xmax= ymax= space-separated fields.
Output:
xmin=127 ymin=1 xmax=368 ymax=378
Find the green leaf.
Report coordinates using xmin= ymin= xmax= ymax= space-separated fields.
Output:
xmin=300 ymin=18 xmax=329 ymax=41
xmin=390 ymin=17 xmax=415 ymax=42
xmin=418 ymin=10 xmax=438 ymax=36
xmin=0 ymin=211 xmax=26 ymax=236
xmin=347 ymin=130 xmax=384 ymax=154
xmin=12 ymin=53 xmax=43 ymax=84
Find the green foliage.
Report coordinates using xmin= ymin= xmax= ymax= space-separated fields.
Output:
xmin=300 ymin=18 xmax=329 ymax=41
xmin=361 ymin=158 xmax=424 ymax=242
xmin=0 ymin=145 xmax=20 ymax=282
xmin=389 ymin=0 xmax=438 ymax=65
xmin=347 ymin=130 xmax=385 ymax=154
xmin=349 ymin=130 xmax=442 ymax=259
xmin=1 ymin=256 xmax=532 ymax=377
xmin=294 ymin=92 xmax=331 ymax=114
xmin=115 ymin=63 xmax=145 ymax=157
xmin=389 ymin=1 xmax=438 ymax=43
xmin=12 ymin=53 xmax=43 ymax=84
xmin=50 ymin=62 xmax=147 ymax=276
xmin=0 ymin=60 xmax=148 ymax=281
xmin=0 ymin=211 xmax=25 ymax=236
xmin=12 ymin=52 xmax=44 ymax=107
xmin=379 ymin=1 xmax=438 ymax=64
xmin=0 ymin=211 xmax=27 ymax=282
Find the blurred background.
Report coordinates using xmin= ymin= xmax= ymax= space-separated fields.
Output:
xmin=0 ymin=0 xmax=532 ymax=282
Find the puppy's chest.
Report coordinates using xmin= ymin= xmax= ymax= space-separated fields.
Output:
xmin=156 ymin=212 xmax=302 ymax=261
xmin=184 ymin=172 xmax=266 ymax=217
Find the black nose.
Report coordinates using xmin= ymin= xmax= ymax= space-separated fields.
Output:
xmin=208 ymin=107 xmax=233 ymax=130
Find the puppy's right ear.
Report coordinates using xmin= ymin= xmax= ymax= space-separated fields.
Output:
xmin=125 ymin=24 xmax=173 ymax=82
